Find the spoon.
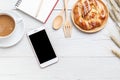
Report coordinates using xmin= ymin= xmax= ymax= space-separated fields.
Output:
xmin=53 ymin=8 xmax=65 ymax=30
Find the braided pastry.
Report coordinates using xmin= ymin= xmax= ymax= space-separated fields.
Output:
xmin=72 ymin=0 xmax=108 ymax=32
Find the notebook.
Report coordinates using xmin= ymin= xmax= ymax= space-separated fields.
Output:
xmin=15 ymin=0 xmax=59 ymax=23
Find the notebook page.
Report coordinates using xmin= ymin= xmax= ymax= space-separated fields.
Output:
xmin=17 ymin=0 xmax=41 ymax=17
xmin=36 ymin=0 xmax=58 ymax=23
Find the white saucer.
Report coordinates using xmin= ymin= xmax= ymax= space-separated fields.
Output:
xmin=0 ymin=10 xmax=25 ymax=48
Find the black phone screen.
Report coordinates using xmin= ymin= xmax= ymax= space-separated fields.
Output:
xmin=29 ymin=30 xmax=56 ymax=64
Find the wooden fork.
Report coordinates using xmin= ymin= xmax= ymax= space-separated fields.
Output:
xmin=63 ymin=0 xmax=72 ymax=38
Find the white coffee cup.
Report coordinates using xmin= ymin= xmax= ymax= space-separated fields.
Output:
xmin=0 ymin=11 xmax=22 ymax=39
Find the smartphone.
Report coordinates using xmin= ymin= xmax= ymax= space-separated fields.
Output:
xmin=27 ymin=27 xmax=58 ymax=68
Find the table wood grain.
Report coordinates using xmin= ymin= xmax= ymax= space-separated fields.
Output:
xmin=0 ymin=0 xmax=120 ymax=80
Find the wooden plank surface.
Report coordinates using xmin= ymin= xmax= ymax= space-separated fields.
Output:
xmin=0 ymin=0 xmax=120 ymax=80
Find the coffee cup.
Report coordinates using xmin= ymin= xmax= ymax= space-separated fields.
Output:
xmin=0 ymin=11 xmax=21 ymax=39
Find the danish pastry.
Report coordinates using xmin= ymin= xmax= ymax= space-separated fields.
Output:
xmin=72 ymin=0 xmax=109 ymax=33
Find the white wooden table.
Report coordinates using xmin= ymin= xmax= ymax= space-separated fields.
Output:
xmin=0 ymin=0 xmax=120 ymax=80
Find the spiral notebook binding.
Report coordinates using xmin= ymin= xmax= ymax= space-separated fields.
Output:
xmin=15 ymin=0 xmax=22 ymax=7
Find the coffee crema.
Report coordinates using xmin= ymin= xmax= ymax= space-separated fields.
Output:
xmin=0 ymin=15 xmax=15 ymax=37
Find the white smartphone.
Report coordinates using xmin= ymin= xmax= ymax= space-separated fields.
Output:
xmin=27 ymin=27 xmax=58 ymax=68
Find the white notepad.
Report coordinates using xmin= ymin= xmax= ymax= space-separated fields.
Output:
xmin=15 ymin=0 xmax=59 ymax=23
